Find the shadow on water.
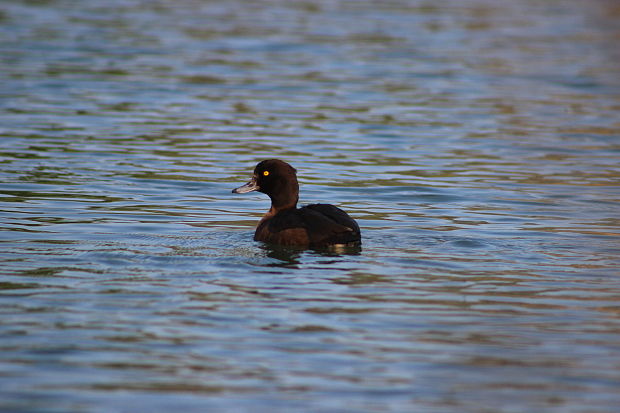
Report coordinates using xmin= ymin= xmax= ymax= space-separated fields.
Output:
xmin=258 ymin=242 xmax=362 ymax=268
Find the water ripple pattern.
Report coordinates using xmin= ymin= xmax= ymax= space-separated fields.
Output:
xmin=1 ymin=1 xmax=619 ymax=412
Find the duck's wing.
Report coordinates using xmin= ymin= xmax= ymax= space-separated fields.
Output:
xmin=305 ymin=204 xmax=360 ymax=234
xmin=301 ymin=204 xmax=361 ymax=246
xmin=261 ymin=204 xmax=361 ymax=247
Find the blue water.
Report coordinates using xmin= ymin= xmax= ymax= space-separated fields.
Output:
xmin=1 ymin=0 xmax=620 ymax=412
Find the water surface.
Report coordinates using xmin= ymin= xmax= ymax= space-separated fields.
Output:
xmin=1 ymin=0 xmax=620 ymax=412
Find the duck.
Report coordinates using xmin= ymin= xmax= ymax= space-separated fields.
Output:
xmin=232 ymin=159 xmax=361 ymax=248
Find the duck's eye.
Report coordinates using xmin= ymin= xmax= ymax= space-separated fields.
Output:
xmin=263 ymin=170 xmax=270 ymax=176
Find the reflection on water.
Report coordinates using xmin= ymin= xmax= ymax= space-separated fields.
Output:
xmin=1 ymin=0 xmax=620 ymax=412
xmin=259 ymin=243 xmax=363 ymax=269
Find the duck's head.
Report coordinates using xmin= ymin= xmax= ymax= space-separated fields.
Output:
xmin=232 ymin=159 xmax=299 ymax=209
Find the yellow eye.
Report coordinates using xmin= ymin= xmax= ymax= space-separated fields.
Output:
xmin=263 ymin=170 xmax=270 ymax=176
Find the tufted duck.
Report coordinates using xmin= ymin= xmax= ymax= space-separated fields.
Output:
xmin=232 ymin=159 xmax=361 ymax=248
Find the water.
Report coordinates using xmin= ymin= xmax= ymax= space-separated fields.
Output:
xmin=1 ymin=0 xmax=620 ymax=411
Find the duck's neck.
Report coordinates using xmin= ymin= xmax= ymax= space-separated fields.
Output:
xmin=268 ymin=181 xmax=298 ymax=212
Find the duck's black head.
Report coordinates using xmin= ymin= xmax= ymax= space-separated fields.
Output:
xmin=232 ymin=159 xmax=299 ymax=210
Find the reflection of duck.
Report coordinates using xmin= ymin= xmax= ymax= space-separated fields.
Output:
xmin=233 ymin=159 xmax=361 ymax=248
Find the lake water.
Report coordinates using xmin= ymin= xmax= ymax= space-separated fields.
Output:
xmin=1 ymin=0 xmax=620 ymax=412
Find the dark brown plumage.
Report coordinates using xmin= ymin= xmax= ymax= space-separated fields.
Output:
xmin=232 ymin=159 xmax=361 ymax=248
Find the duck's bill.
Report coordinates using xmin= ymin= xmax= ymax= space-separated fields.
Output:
xmin=232 ymin=178 xmax=259 ymax=194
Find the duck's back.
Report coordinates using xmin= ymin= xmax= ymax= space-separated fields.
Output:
xmin=254 ymin=203 xmax=361 ymax=247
